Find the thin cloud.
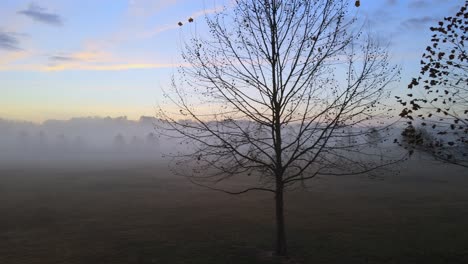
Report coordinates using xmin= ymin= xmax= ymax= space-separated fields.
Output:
xmin=42 ymin=49 xmax=184 ymax=71
xmin=141 ymin=5 xmax=225 ymax=39
xmin=386 ymin=0 xmax=398 ymax=6
xmin=18 ymin=3 xmax=63 ymax=26
xmin=190 ymin=5 xmax=226 ymax=20
xmin=49 ymin=55 xmax=76 ymax=62
xmin=0 ymin=50 xmax=31 ymax=67
xmin=0 ymin=31 xmax=22 ymax=51
xmin=401 ymin=16 xmax=437 ymax=30
xmin=45 ymin=62 xmax=182 ymax=72
xmin=128 ymin=0 xmax=178 ymax=17
xmin=48 ymin=50 xmax=112 ymax=64
xmin=0 ymin=61 xmax=184 ymax=72
xmin=139 ymin=24 xmax=178 ymax=39
xmin=408 ymin=0 xmax=429 ymax=9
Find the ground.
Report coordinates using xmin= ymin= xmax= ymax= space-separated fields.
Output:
xmin=0 ymin=159 xmax=467 ymax=263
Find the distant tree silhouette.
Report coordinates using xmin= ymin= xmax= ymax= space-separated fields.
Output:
xmin=399 ymin=1 xmax=467 ymax=167
xmin=158 ymin=0 xmax=399 ymax=256
xmin=365 ymin=127 xmax=387 ymax=161
xmin=145 ymin=132 xmax=159 ymax=147
xmin=399 ymin=124 xmax=439 ymax=160
xmin=113 ymin=133 xmax=126 ymax=148
xmin=17 ymin=130 xmax=30 ymax=150
xmin=130 ymin=135 xmax=144 ymax=151
xmin=146 ymin=132 xmax=155 ymax=142
xmin=17 ymin=130 xmax=29 ymax=140
xmin=38 ymin=131 xmax=48 ymax=146
xmin=56 ymin=133 xmax=68 ymax=149
xmin=366 ymin=127 xmax=383 ymax=146
xmin=73 ymin=136 xmax=85 ymax=150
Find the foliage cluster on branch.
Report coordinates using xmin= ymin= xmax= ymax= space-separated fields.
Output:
xmin=399 ymin=1 xmax=467 ymax=167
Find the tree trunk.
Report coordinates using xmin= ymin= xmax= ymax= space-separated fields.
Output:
xmin=275 ymin=184 xmax=287 ymax=256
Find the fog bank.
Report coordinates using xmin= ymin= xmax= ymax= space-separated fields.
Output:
xmin=0 ymin=116 xmax=167 ymax=166
xmin=0 ymin=116 xmax=413 ymax=168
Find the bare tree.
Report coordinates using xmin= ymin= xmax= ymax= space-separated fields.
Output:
xmin=399 ymin=1 xmax=467 ymax=167
xmin=157 ymin=0 xmax=398 ymax=256
xmin=113 ymin=133 xmax=126 ymax=149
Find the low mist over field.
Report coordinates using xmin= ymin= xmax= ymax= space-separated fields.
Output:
xmin=0 ymin=115 xmax=409 ymax=166
xmin=0 ymin=116 xmax=163 ymax=164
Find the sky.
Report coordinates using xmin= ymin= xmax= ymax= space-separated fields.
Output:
xmin=0 ymin=0 xmax=462 ymax=123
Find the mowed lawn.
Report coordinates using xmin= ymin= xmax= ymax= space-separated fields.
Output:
xmin=1 ymin=159 xmax=467 ymax=264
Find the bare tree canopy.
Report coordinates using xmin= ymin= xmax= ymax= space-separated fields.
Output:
xmin=399 ymin=1 xmax=467 ymax=168
xmin=157 ymin=0 xmax=399 ymax=256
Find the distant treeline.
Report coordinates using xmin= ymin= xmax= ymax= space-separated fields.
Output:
xmin=0 ymin=116 xmax=163 ymax=161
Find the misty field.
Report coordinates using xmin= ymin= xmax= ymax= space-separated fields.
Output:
xmin=1 ymin=159 xmax=467 ymax=264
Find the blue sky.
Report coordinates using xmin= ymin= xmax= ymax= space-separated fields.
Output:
xmin=0 ymin=0 xmax=462 ymax=122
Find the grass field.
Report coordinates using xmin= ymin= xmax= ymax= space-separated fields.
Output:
xmin=1 ymin=159 xmax=467 ymax=263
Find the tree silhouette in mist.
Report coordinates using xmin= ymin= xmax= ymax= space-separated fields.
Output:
xmin=158 ymin=0 xmax=399 ymax=256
